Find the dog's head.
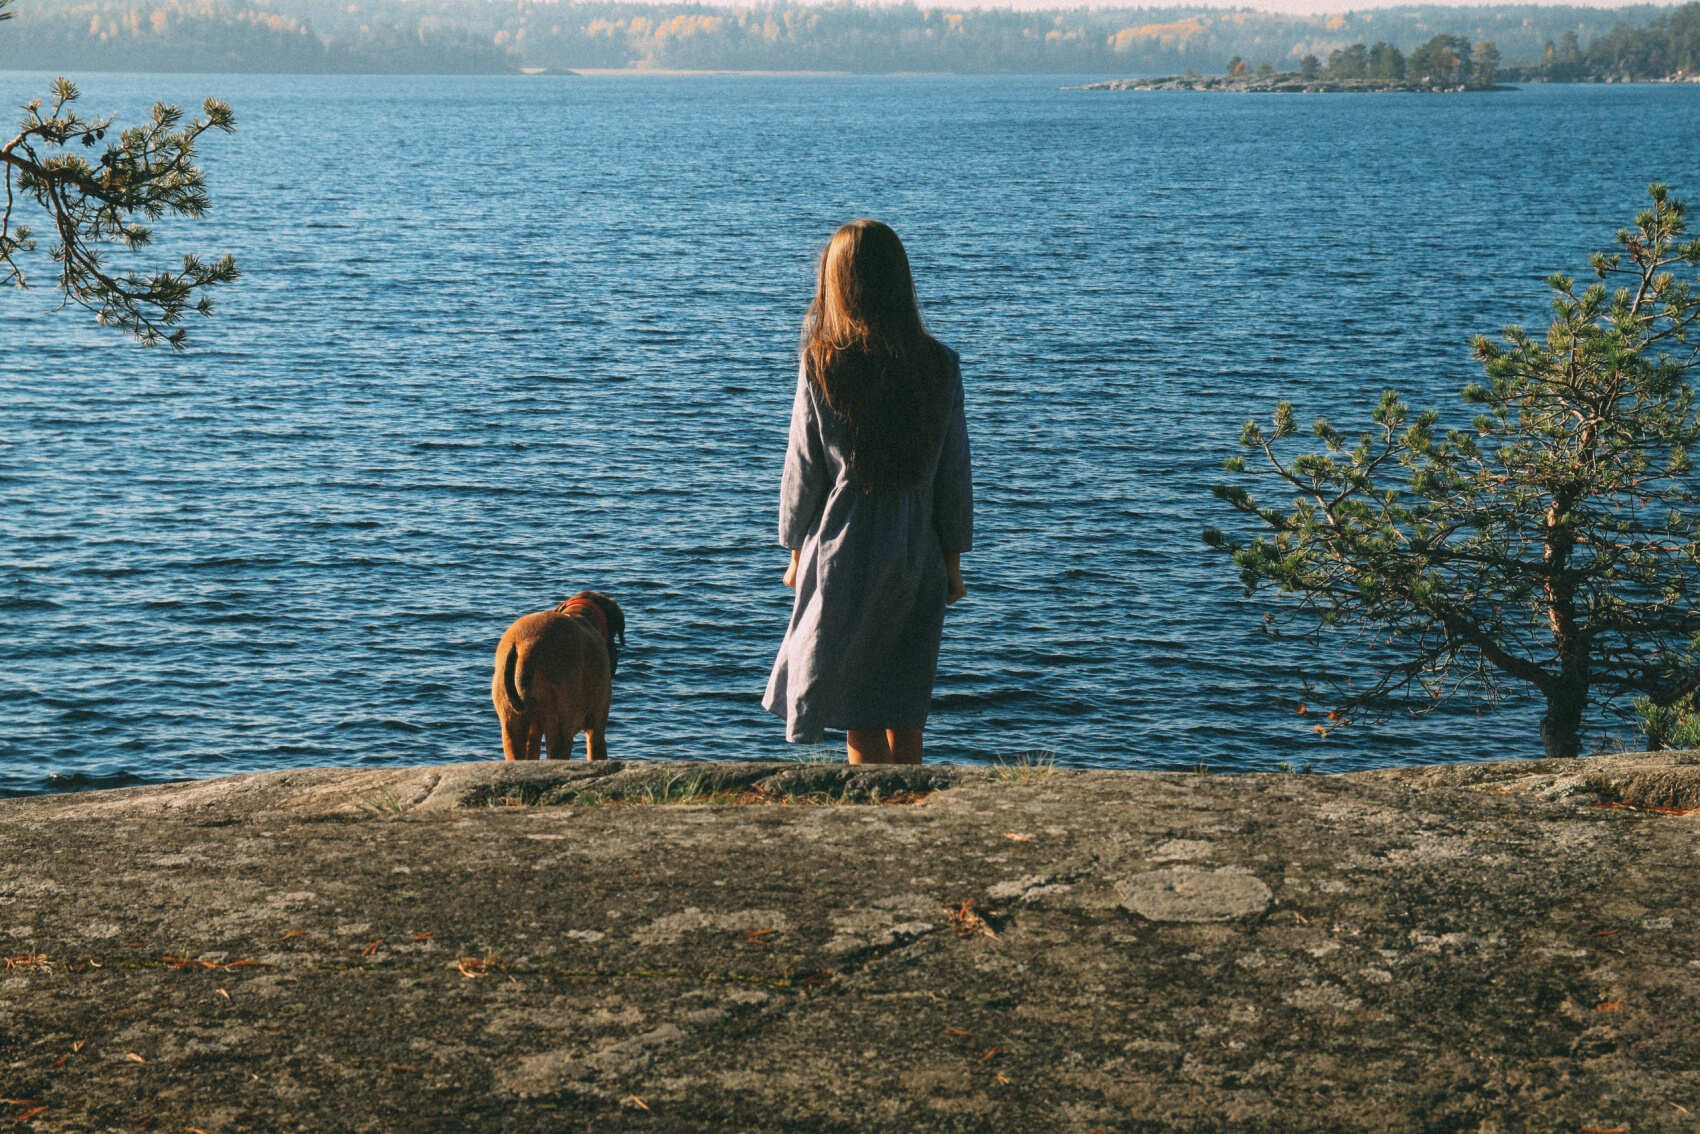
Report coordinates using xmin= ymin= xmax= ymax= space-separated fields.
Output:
xmin=556 ymin=590 xmax=626 ymax=675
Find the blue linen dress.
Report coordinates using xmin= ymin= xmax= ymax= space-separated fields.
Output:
xmin=762 ymin=349 xmax=973 ymax=742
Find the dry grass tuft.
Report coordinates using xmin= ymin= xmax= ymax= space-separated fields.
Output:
xmin=988 ymin=750 xmax=1059 ymax=782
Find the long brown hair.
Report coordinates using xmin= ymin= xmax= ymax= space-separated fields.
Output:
xmin=801 ymin=219 xmax=951 ymax=492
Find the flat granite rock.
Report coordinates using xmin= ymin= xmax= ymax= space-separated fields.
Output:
xmin=2 ymin=753 xmax=1698 ymax=1132
xmin=1117 ymin=868 xmax=1274 ymax=923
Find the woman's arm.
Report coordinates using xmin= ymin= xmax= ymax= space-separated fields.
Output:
xmin=779 ymin=361 xmax=828 ymax=554
xmin=783 ymin=548 xmax=800 ymax=590
xmin=934 ymin=358 xmax=973 ymax=608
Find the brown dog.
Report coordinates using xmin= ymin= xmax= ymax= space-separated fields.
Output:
xmin=492 ymin=591 xmax=626 ymax=761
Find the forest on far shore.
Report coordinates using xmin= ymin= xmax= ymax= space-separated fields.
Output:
xmin=0 ymin=0 xmax=1695 ymax=77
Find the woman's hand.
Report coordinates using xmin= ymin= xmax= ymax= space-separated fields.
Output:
xmin=782 ymin=549 xmax=800 ymax=590
xmin=946 ymin=553 xmax=966 ymax=605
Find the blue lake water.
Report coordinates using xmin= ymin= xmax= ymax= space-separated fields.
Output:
xmin=3 ymin=73 xmax=1698 ymax=795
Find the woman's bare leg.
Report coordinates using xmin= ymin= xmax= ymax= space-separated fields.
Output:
xmin=847 ymin=729 xmax=893 ymax=764
xmin=888 ymin=729 xmax=923 ymax=765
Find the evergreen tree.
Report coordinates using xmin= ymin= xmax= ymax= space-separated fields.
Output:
xmin=0 ymin=0 xmax=236 ymax=345
xmin=1326 ymin=42 xmax=1368 ymax=79
xmin=1581 ymin=2 xmax=1700 ymax=80
xmin=1474 ymin=40 xmax=1501 ymax=84
xmin=1637 ymin=678 xmax=1700 ymax=749
xmin=1368 ymin=41 xmax=1406 ymax=80
xmin=1206 ymin=186 xmax=1700 ymax=759
xmin=1410 ymin=33 xmax=1473 ymax=84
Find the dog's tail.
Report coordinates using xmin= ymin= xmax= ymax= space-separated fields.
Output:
xmin=502 ymin=642 xmax=529 ymax=711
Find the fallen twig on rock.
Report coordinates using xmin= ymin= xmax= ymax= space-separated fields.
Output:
xmin=949 ymin=898 xmax=1000 ymax=939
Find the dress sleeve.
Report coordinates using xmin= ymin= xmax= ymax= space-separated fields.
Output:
xmin=779 ymin=359 xmax=828 ymax=550
xmin=933 ymin=358 xmax=974 ymax=554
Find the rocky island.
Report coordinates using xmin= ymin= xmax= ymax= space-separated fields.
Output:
xmin=2 ymin=752 xmax=1698 ymax=1130
xmin=1080 ymin=34 xmax=1514 ymax=94
xmin=1078 ymin=73 xmax=1510 ymax=94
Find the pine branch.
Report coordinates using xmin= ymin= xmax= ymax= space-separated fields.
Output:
xmin=0 ymin=72 xmax=236 ymax=347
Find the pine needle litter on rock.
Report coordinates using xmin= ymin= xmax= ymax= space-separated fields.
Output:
xmin=455 ymin=954 xmax=500 ymax=978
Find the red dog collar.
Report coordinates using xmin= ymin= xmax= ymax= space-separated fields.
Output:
xmin=561 ymin=596 xmax=609 ymax=642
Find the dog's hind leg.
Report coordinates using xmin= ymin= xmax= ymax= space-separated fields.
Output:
xmin=525 ymin=724 xmax=544 ymax=761
xmin=584 ymin=709 xmax=608 ymax=761
xmin=501 ymin=716 xmax=530 ymax=762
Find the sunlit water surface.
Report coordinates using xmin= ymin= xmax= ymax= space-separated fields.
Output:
xmin=3 ymin=74 xmax=1698 ymax=795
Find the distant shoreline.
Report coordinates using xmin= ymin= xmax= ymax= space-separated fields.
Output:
xmin=3 ymin=0 xmax=1694 ymax=84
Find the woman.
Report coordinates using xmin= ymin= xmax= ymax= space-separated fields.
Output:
xmin=762 ymin=219 xmax=973 ymax=764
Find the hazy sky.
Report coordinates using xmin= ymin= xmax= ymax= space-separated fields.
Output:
xmin=864 ymin=0 xmax=1681 ymax=12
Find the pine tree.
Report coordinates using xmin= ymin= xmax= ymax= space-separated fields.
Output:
xmin=1474 ymin=41 xmax=1500 ymax=85
xmin=1206 ymin=185 xmax=1700 ymax=759
xmin=1368 ymin=41 xmax=1405 ymax=81
xmin=0 ymin=0 xmax=236 ymax=346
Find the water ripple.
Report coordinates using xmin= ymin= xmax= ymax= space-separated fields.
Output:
xmin=1 ymin=74 xmax=1694 ymax=794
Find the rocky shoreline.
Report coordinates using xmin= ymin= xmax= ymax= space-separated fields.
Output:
xmin=1077 ymin=74 xmax=1513 ymax=94
xmin=3 ymin=752 xmax=1698 ymax=1131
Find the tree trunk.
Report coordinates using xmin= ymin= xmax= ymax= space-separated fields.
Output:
xmin=1539 ymin=481 xmax=1587 ymax=759
xmin=1540 ymin=683 xmax=1586 ymax=759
